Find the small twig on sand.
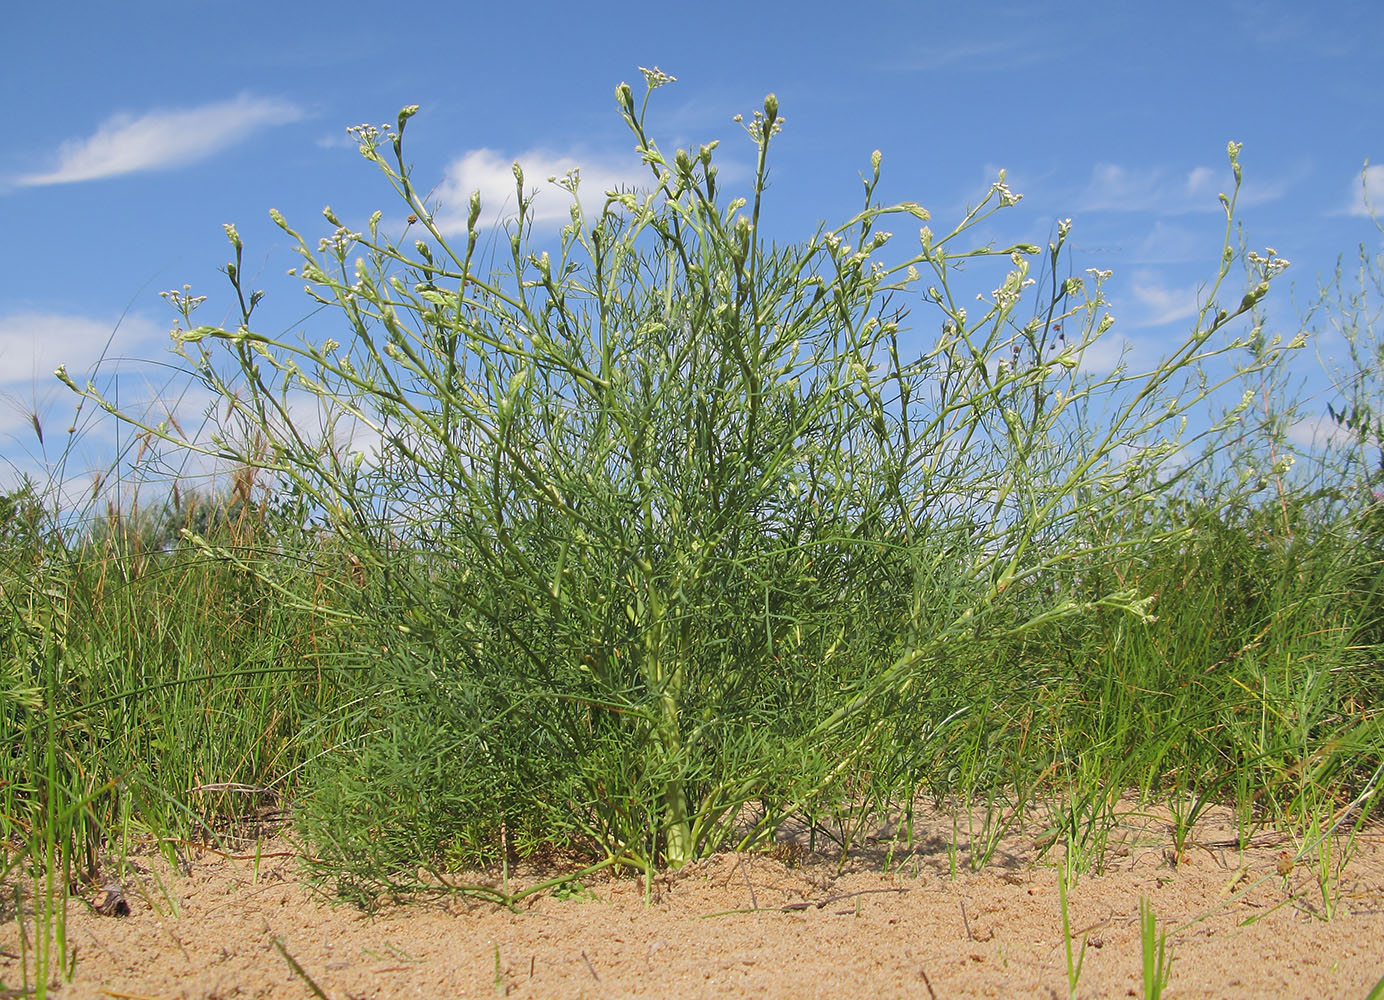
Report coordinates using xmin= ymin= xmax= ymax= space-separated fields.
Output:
xmin=780 ymin=887 xmax=910 ymax=911
xmin=736 ymin=856 xmax=760 ymax=911
xmin=920 ymin=967 xmax=939 ymax=1000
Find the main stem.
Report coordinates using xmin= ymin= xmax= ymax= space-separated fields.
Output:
xmin=646 ymin=611 xmax=692 ymax=867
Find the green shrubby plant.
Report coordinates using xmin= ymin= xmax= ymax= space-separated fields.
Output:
xmin=60 ymin=72 xmax=1297 ymax=897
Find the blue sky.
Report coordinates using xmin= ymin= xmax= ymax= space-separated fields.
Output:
xmin=0 ymin=0 xmax=1379 ymax=497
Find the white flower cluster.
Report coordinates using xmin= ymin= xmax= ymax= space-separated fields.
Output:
xmin=989 ymin=272 xmax=1036 ymax=311
xmin=345 ymin=121 xmax=395 ymax=146
xmin=990 ymin=170 xmax=1022 ymax=207
xmin=318 ymin=226 xmax=362 ymax=255
xmin=549 ymin=167 xmax=581 ymax=193
xmin=639 ymin=66 xmax=677 ymax=89
xmin=160 ymin=284 xmax=207 ymax=316
xmin=732 ymin=107 xmax=784 ymax=138
xmin=1247 ymin=248 xmax=1291 ymax=279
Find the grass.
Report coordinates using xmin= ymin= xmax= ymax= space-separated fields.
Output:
xmin=4 ymin=72 xmax=1384 ymax=992
xmin=1058 ymin=856 xmax=1088 ymax=1000
xmin=1139 ymin=897 xmax=1174 ymax=1000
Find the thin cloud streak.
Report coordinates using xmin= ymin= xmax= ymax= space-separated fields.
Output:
xmin=1077 ymin=161 xmax=1290 ymax=215
xmin=1126 ymin=271 xmax=1204 ymax=328
xmin=1135 ymin=221 xmax=1209 ymax=264
xmin=16 ymin=94 xmax=303 ymax=186
xmin=885 ymin=36 xmax=1055 ymax=73
xmin=1348 ymin=164 xmax=1384 ymax=217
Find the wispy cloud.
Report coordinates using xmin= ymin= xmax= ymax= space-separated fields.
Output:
xmin=885 ymin=33 xmax=1055 ymax=73
xmin=1126 ymin=270 xmax=1205 ymax=327
xmin=315 ymin=130 xmax=360 ymax=151
xmin=1135 ymin=221 xmax=1210 ymax=264
xmin=15 ymin=94 xmax=303 ymax=186
xmin=1347 ymin=164 xmax=1384 ymax=217
xmin=0 ymin=310 xmax=381 ymax=500
xmin=1079 ymin=163 xmax=1222 ymax=214
xmin=432 ymin=147 xmax=650 ymax=234
xmin=1076 ymin=331 xmax=1136 ymax=376
xmin=1287 ymin=413 xmax=1353 ymax=450
xmin=0 ymin=311 xmax=170 ymax=487
xmin=0 ymin=311 xmax=164 ymax=386
xmin=1077 ymin=161 xmax=1290 ymax=215
xmin=1230 ymin=0 xmax=1355 ymax=57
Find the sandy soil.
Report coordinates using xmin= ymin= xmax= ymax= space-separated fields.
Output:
xmin=5 ymin=801 xmax=1383 ymax=999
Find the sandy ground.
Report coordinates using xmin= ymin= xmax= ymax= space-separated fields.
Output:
xmin=4 ymin=802 xmax=1383 ymax=999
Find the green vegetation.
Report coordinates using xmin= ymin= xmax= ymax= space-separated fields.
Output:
xmin=4 ymin=72 xmax=1382 ymax=992
xmin=1139 ymin=897 xmax=1174 ymax=999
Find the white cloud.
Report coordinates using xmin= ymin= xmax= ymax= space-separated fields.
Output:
xmin=1079 ymin=163 xmax=1219 ymax=213
xmin=431 ymin=147 xmax=649 ymax=234
xmin=1076 ymin=331 xmax=1135 ymax=375
xmin=0 ymin=311 xmax=173 ymax=497
xmin=0 ymin=312 xmax=391 ymax=511
xmin=0 ymin=311 xmax=164 ymax=386
xmin=315 ymin=129 xmax=360 ymax=151
xmin=16 ymin=94 xmax=302 ymax=186
xmin=1287 ymin=413 xmax=1354 ymax=450
xmin=1078 ymin=161 xmax=1288 ymax=215
xmin=1347 ymin=164 xmax=1384 ymax=218
xmin=1135 ymin=221 xmax=1207 ymax=264
xmin=1126 ymin=271 xmax=1204 ymax=328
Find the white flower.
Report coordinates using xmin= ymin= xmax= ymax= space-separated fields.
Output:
xmin=639 ymin=66 xmax=677 ymax=89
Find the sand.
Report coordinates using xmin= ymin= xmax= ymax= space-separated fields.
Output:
xmin=5 ymin=801 xmax=1383 ymax=999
